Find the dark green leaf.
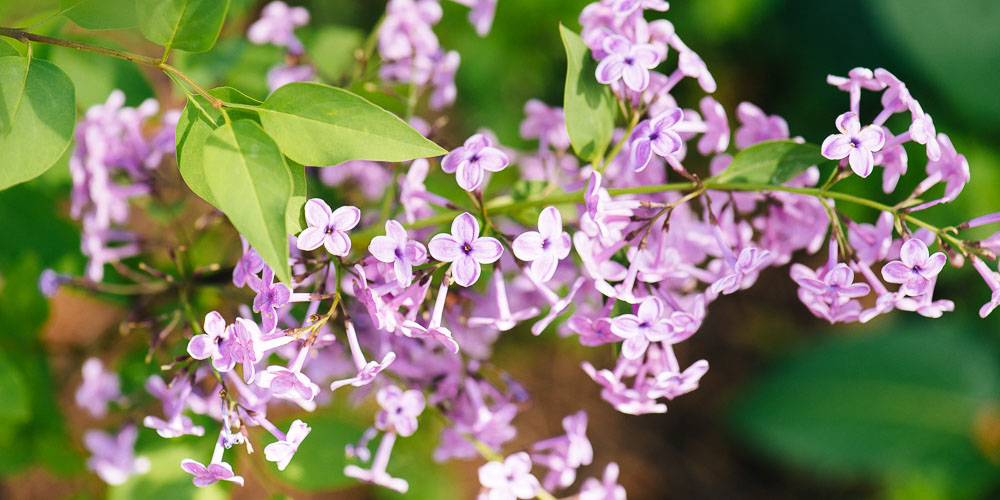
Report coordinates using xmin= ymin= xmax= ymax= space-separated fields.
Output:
xmin=0 ymin=351 xmax=29 ymax=425
xmin=136 ymin=0 xmax=230 ymax=53
xmin=203 ymin=119 xmax=292 ymax=283
xmin=559 ymin=24 xmax=615 ymax=163
xmin=0 ymin=39 xmax=20 ymax=57
xmin=730 ymin=327 xmax=1000 ymax=496
xmin=258 ymin=82 xmax=447 ymax=166
xmin=175 ymin=86 xmax=261 ymax=206
xmin=61 ymin=0 xmax=136 ymax=30
xmin=0 ymin=55 xmax=76 ymax=191
xmin=709 ymin=139 xmax=826 ymax=185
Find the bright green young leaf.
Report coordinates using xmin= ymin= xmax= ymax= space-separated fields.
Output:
xmin=286 ymin=160 xmax=307 ymax=235
xmin=136 ymin=0 xmax=230 ymax=53
xmin=48 ymin=36 xmax=153 ymax=109
xmin=709 ymin=139 xmax=827 ymax=185
xmin=730 ymin=326 xmax=1000 ymax=497
xmin=61 ymin=0 xmax=136 ymax=30
xmin=559 ymin=24 xmax=616 ymax=163
xmin=203 ymin=119 xmax=292 ymax=283
xmin=175 ymin=86 xmax=261 ymax=206
xmin=0 ymin=55 xmax=76 ymax=191
xmin=258 ymin=82 xmax=447 ymax=166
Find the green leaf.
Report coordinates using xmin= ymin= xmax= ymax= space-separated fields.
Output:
xmin=0 ymin=55 xmax=76 ymax=191
xmin=0 ymin=39 xmax=20 ymax=57
xmin=301 ymin=26 xmax=364 ymax=82
xmin=61 ymin=0 xmax=136 ymax=30
xmin=709 ymin=139 xmax=826 ymax=185
xmin=730 ymin=326 xmax=1000 ymax=496
xmin=258 ymin=82 xmax=446 ymax=166
xmin=559 ymin=24 xmax=615 ymax=163
xmin=136 ymin=0 xmax=230 ymax=53
xmin=285 ymin=160 xmax=307 ymax=235
xmin=175 ymin=86 xmax=261 ymax=206
xmin=48 ymin=36 xmax=153 ymax=109
xmin=203 ymin=119 xmax=292 ymax=283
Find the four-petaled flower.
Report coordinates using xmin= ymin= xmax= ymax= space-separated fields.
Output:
xmin=428 ymin=212 xmax=503 ymax=287
xmin=799 ymin=263 xmax=871 ymax=301
xmin=441 ymin=134 xmax=509 ymax=192
xmin=227 ymin=318 xmax=262 ymax=383
xmin=595 ymin=35 xmax=660 ymax=92
xmin=252 ymin=266 xmax=290 ymax=334
xmin=257 ymin=366 xmax=320 ymax=402
xmin=610 ymin=297 xmax=672 ymax=360
xmin=512 ymin=206 xmax=572 ymax=282
xmin=881 ymin=238 xmax=947 ymax=296
xmin=628 ymin=108 xmax=683 ymax=172
xmin=264 ymin=419 xmax=311 ymax=471
xmin=369 ymin=220 xmax=428 ymax=287
xmin=297 ymin=198 xmax=360 ymax=256
xmin=181 ymin=459 xmax=244 ymax=487
xmin=375 ymin=385 xmax=426 ymax=437
xmin=821 ymin=111 xmax=885 ymax=177
xmin=187 ymin=311 xmax=228 ymax=362
xmin=478 ymin=452 xmax=540 ymax=500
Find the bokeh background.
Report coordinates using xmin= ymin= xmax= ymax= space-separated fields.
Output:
xmin=1 ymin=0 xmax=999 ymax=499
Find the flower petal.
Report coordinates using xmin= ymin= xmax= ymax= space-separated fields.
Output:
xmin=451 ymin=212 xmax=479 ymax=243
xmin=470 ymin=237 xmax=503 ymax=263
xmin=451 ymin=255 xmax=481 ymax=287
xmin=368 ymin=235 xmax=399 ymax=263
xmin=330 ymin=206 xmax=361 ymax=231
xmin=621 ymin=64 xmax=649 ymax=92
xmin=456 ymin=160 xmax=484 ymax=191
xmin=512 ymin=231 xmax=545 ymax=261
xmin=428 ymin=234 xmax=461 ymax=262
xmin=476 ymin=147 xmax=509 ymax=172
xmin=899 ymin=239 xmax=929 ymax=267
xmin=304 ymin=198 xmax=331 ymax=227
xmin=881 ymin=261 xmax=912 ymax=284
xmin=629 ymin=137 xmax=653 ymax=172
xmin=596 ymin=57 xmax=624 ymax=84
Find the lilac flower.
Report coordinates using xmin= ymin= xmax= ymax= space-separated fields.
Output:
xmin=267 ymin=64 xmax=314 ymax=92
xmin=917 ymin=133 xmax=969 ymax=202
xmin=296 ymin=198 xmax=360 ymax=256
xmin=181 ymin=459 xmax=244 ymax=487
xmin=330 ymin=321 xmax=396 ymax=391
xmin=610 ymin=0 xmax=670 ymax=16
xmin=710 ymin=246 xmax=772 ymax=296
xmin=610 ymin=297 xmax=671 ymax=360
xmin=821 ymin=111 xmax=885 ymax=177
xmin=697 ymin=96 xmax=729 ymax=155
xmin=468 ymin=268 xmax=541 ymax=331
xmin=799 ymin=263 xmax=871 ymax=301
xmin=651 ymin=347 xmax=709 ymax=400
xmin=226 ymin=318 xmax=262 ymax=383
xmin=75 ymin=358 xmax=121 ymax=418
xmin=379 ymin=0 xmax=441 ymax=61
xmin=233 ymin=237 xmax=264 ymax=288
xmin=512 ymin=207 xmax=572 ymax=282
xmin=430 ymin=50 xmax=460 ymax=110
xmin=38 ymin=269 xmax=69 ymax=297
xmin=369 ymin=220 xmax=428 ymax=287
xmin=881 ymin=238 xmax=947 ymax=296
xmin=441 ymin=134 xmax=509 ymax=191
xmin=735 ymin=102 xmax=789 ymax=149
xmin=478 ymin=452 xmax=540 ymax=500
xmin=972 ymin=257 xmax=1000 ymax=318
xmin=252 ymin=266 xmax=290 ymax=334
xmin=264 ymin=419 xmax=311 ymax=471
xmin=247 ymin=1 xmax=310 ymax=54
xmin=257 ymin=366 xmax=320 ymax=402
xmin=187 ymin=311 xmax=228 ymax=361
xmin=344 ymin=431 xmax=409 ymax=493
xmin=451 ymin=0 xmax=498 ymax=36
xmin=579 ymin=462 xmax=627 ymax=500
xmin=908 ymin=102 xmax=942 ymax=161
xmin=143 ymin=414 xmax=204 ymax=438
xmin=847 ymin=211 xmax=893 ymax=265
xmin=401 ymin=278 xmax=461 ymax=353
xmin=375 ymin=385 xmax=426 ymax=437
xmin=628 ymin=108 xmax=683 ymax=172
xmin=677 ymin=49 xmax=716 ymax=93
xmin=595 ymin=35 xmax=661 ymax=92
xmin=84 ymin=426 xmax=150 ymax=485
xmin=520 ymin=99 xmax=571 ymax=152
xmin=428 ymin=212 xmax=503 ymax=287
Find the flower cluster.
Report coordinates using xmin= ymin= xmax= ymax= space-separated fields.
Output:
xmin=68 ymin=90 xmax=177 ymax=281
xmin=57 ymin=0 xmax=1000 ymax=498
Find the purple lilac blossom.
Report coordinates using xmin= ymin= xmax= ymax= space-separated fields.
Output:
xmin=428 ymin=212 xmax=503 ymax=287
xmin=296 ymin=199 xmax=361 ymax=256
xmin=441 ymin=134 xmax=510 ymax=192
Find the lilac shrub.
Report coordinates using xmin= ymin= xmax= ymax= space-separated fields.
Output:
xmin=2 ymin=0 xmax=996 ymax=498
